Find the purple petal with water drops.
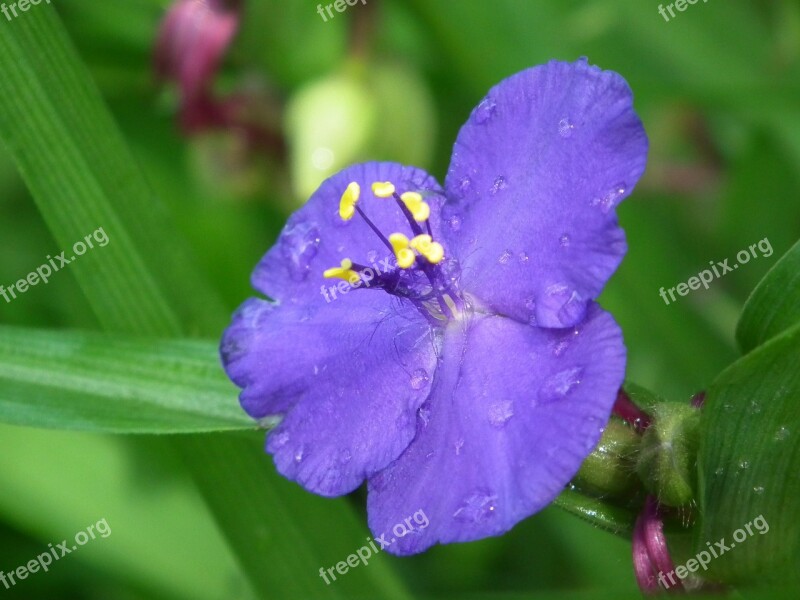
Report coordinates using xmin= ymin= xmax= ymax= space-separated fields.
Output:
xmin=442 ymin=59 xmax=647 ymax=328
xmin=252 ymin=162 xmax=443 ymax=304
xmin=220 ymin=292 xmax=438 ymax=496
xmin=366 ymin=303 xmax=625 ymax=554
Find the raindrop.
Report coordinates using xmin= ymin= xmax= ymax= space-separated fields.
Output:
xmin=410 ymin=368 xmax=430 ymax=390
xmin=498 ymin=250 xmax=512 ymax=264
xmin=518 ymin=251 xmax=529 ymax=263
xmin=714 ymin=467 xmax=724 ymax=476
xmin=367 ymin=249 xmax=379 ymax=263
xmin=591 ymin=183 xmax=627 ymax=214
xmin=749 ymin=400 xmax=762 ymax=414
xmin=539 ymin=367 xmax=583 ymax=403
xmin=488 ymin=400 xmax=514 ymax=428
xmin=775 ymin=426 xmax=790 ymax=441
xmin=459 ymin=177 xmax=472 ymax=194
xmin=454 ymin=438 xmax=464 ymax=455
xmin=270 ymin=431 xmax=290 ymax=449
xmin=753 ymin=485 xmax=765 ymax=495
xmin=552 ymin=339 xmax=569 ymax=357
xmin=339 ymin=449 xmax=352 ymax=464
xmin=474 ymin=97 xmax=497 ymax=124
xmin=559 ymin=234 xmax=571 ymax=247
xmin=448 ymin=215 xmax=462 ymax=231
xmin=738 ymin=459 xmax=750 ymax=470
xmin=282 ymin=223 xmax=320 ymax=281
xmin=294 ymin=445 xmax=306 ymax=463
xmin=418 ymin=407 xmax=431 ymax=427
xmin=490 ymin=176 xmax=507 ymax=195
xmin=558 ymin=117 xmax=574 ymax=138
xmin=453 ymin=490 xmax=498 ymax=523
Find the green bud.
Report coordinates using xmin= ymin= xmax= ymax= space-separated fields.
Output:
xmin=636 ymin=403 xmax=701 ymax=507
xmin=575 ymin=418 xmax=642 ymax=498
xmin=285 ymin=60 xmax=436 ymax=203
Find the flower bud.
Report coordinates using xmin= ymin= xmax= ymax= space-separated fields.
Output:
xmin=636 ymin=403 xmax=701 ymax=507
xmin=285 ymin=61 xmax=436 ymax=203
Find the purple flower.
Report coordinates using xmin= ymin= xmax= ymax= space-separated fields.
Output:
xmin=221 ymin=59 xmax=648 ymax=554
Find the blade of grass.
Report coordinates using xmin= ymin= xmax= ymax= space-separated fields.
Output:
xmin=0 ymin=326 xmax=253 ymax=433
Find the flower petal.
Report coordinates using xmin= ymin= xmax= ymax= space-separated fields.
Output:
xmin=252 ymin=162 xmax=444 ymax=305
xmin=443 ymin=59 xmax=647 ymax=327
xmin=221 ymin=292 xmax=438 ymax=496
xmin=366 ymin=304 xmax=625 ymax=554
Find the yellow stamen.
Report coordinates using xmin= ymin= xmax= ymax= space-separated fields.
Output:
xmin=323 ymin=258 xmax=359 ymax=282
xmin=339 ymin=182 xmax=360 ymax=221
xmin=372 ymin=181 xmax=396 ymax=198
xmin=400 ymin=192 xmax=430 ymax=222
xmin=389 ymin=233 xmax=416 ymax=269
xmin=410 ymin=234 xmax=445 ymax=264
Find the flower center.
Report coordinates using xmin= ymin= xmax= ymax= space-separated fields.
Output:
xmin=324 ymin=180 xmax=464 ymax=324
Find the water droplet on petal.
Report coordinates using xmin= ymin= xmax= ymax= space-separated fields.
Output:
xmin=538 ymin=367 xmax=583 ymax=403
xmin=270 ymin=431 xmax=290 ymax=449
xmin=474 ymin=97 xmax=497 ymax=124
xmin=498 ymin=250 xmax=512 ymax=265
xmin=753 ymin=485 xmax=765 ymax=495
xmin=339 ymin=449 xmax=352 ymax=464
xmin=454 ymin=438 xmax=464 ymax=455
xmin=488 ymin=400 xmax=514 ymax=428
xmin=410 ymin=368 xmax=430 ymax=390
xmin=453 ymin=489 xmax=498 ymax=523
xmin=775 ymin=426 xmax=790 ymax=441
xmin=448 ymin=214 xmax=462 ymax=231
xmin=490 ymin=176 xmax=507 ymax=195
xmin=367 ymin=249 xmax=379 ymax=263
xmin=591 ymin=183 xmax=627 ymax=214
xmin=518 ymin=251 xmax=529 ymax=263
xmin=559 ymin=234 xmax=570 ymax=247
xmin=738 ymin=459 xmax=750 ymax=470
xmin=459 ymin=177 xmax=472 ymax=194
xmin=282 ymin=223 xmax=320 ymax=281
xmin=294 ymin=445 xmax=306 ymax=463
xmin=418 ymin=407 xmax=431 ymax=427
xmin=552 ymin=339 xmax=570 ymax=357
xmin=558 ymin=117 xmax=574 ymax=138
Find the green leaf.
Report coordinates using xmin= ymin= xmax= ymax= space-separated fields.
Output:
xmin=697 ymin=322 xmax=800 ymax=586
xmin=737 ymin=238 xmax=800 ymax=353
xmin=0 ymin=8 xmax=410 ymax=600
xmin=0 ymin=325 xmax=252 ymax=434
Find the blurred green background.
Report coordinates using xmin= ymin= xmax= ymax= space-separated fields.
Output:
xmin=0 ymin=0 xmax=798 ymax=598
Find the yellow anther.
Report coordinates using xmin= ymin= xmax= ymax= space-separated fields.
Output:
xmin=372 ymin=181 xmax=396 ymax=198
xmin=410 ymin=234 xmax=445 ymax=264
xmin=389 ymin=233 xmax=416 ymax=269
xmin=400 ymin=192 xmax=430 ymax=222
xmin=339 ymin=182 xmax=361 ymax=221
xmin=323 ymin=258 xmax=359 ymax=283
